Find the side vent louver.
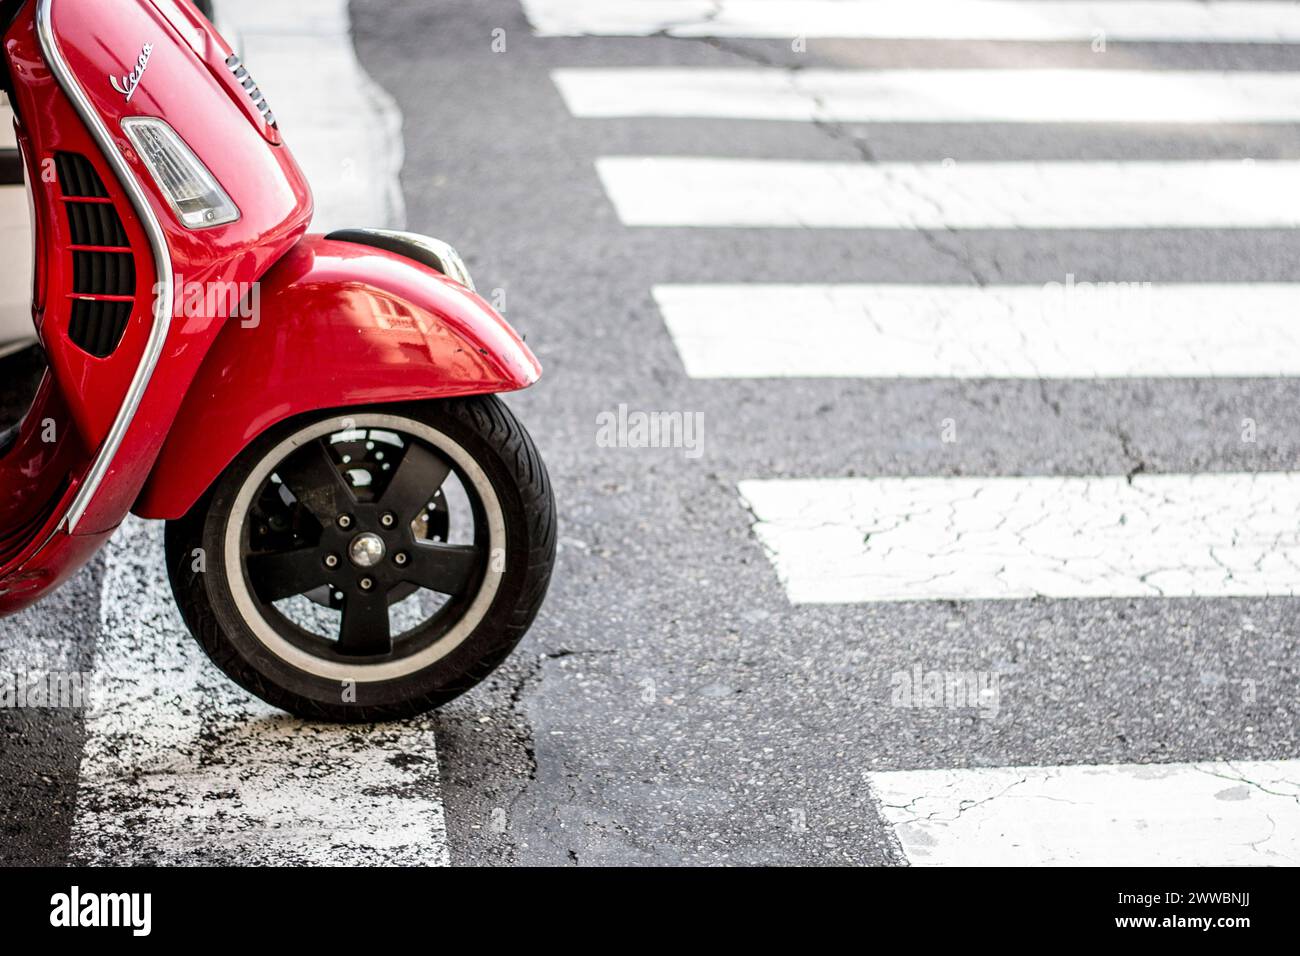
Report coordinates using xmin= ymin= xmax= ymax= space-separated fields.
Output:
xmin=72 ymin=250 xmax=135 ymax=297
xmin=54 ymin=152 xmax=137 ymax=359
xmin=66 ymin=201 xmax=129 ymax=247
xmin=68 ymin=300 xmax=132 ymax=359
xmin=226 ymin=53 xmax=278 ymax=128
xmin=54 ymin=152 xmax=109 ymax=198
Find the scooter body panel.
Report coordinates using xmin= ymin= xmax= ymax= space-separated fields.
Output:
xmin=0 ymin=0 xmax=554 ymax=719
xmin=0 ymin=525 xmax=111 ymax=616
xmin=0 ymin=0 xmax=312 ymax=603
xmin=0 ymin=0 xmax=545 ymax=636
xmin=133 ymin=235 xmax=542 ymax=520
xmin=39 ymin=0 xmax=314 ymax=534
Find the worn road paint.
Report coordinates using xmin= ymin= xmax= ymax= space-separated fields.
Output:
xmin=868 ymin=760 xmax=1300 ymax=865
xmin=71 ymin=519 xmax=450 ymax=865
xmin=555 ymin=68 xmax=1300 ymax=124
xmin=597 ymin=157 xmax=1300 ymax=229
xmin=654 ymin=284 xmax=1300 ymax=379
xmin=71 ymin=0 xmax=437 ymax=865
xmin=739 ymin=474 xmax=1300 ymax=603
xmin=522 ymin=0 xmax=1300 ymax=42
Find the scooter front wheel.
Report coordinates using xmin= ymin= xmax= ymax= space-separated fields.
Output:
xmin=165 ymin=397 xmax=556 ymax=722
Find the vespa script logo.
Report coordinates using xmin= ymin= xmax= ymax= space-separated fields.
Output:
xmin=109 ymin=42 xmax=154 ymax=102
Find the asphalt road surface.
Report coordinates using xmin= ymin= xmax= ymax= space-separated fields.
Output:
xmin=3 ymin=0 xmax=1300 ymax=866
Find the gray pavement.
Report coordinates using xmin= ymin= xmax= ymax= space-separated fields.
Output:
xmin=349 ymin=0 xmax=1300 ymax=864
xmin=1 ymin=0 xmax=1298 ymax=865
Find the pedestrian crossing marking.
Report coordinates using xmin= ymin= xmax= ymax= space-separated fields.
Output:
xmin=739 ymin=474 xmax=1300 ymax=603
xmin=598 ymin=157 xmax=1300 ymax=229
xmin=555 ymin=68 xmax=1300 ymax=124
xmin=74 ymin=519 xmax=451 ymax=865
xmin=654 ymin=283 xmax=1300 ymax=379
xmin=523 ymin=0 xmax=1300 ymax=43
xmin=868 ymin=760 xmax=1300 ymax=865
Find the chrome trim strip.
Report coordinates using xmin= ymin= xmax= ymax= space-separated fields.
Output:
xmin=338 ymin=228 xmax=477 ymax=292
xmin=36 ymin=0 xmax=173 ymax=533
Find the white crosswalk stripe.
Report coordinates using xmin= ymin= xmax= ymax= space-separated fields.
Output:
xmin=73 ymin=521 xmax=450 ymax=865
xmin=598 ymin=157 xmax=1300 ymax=229
xmin=522 ymin=0 xmax=1300 ymax=42
xmin=655 ymin=283 xmax=1300 ymax=379
xmin=544 ymin=0 xmax=1300 ymax=862
xmin=70 ymin=0 xmax=445 ymax=866
xmin=868 ymin=760 xmax=1300 ymax=865
xmin=738 ymin=475 xmax=1300 ymax=603
xmin=556 ymin=69 xmax=1300 ymax=124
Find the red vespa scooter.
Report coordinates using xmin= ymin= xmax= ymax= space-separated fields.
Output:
xmin=0 ymin=0 xmax=556 ymax=720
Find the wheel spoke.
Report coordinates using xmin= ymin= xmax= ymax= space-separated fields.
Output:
xmin=380 ymin=441 xmax=451 ymax=523
xmin=275 ymin=438 xmax=356 ymax=524
xmin=337 ymin=589 xmax=392 ymax=656
xmin=401 ymin=543 xmax=483 ymax=596
xmin=246 ymin=548 xmax=330 ymax=603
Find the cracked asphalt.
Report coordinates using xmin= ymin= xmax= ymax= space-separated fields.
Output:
xmin=347 ymin=0 xmax=1300 ymax=863
xmin=2 ymin=0 xmax=1299 ymax=866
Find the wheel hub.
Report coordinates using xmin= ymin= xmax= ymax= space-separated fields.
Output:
xmin=348 ymin=531 xmax=386 ymax=568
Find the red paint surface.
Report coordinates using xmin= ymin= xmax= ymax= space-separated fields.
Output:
xmin=1 ymin=0 xmax=540 ymax=615
xmin=135 ymin=236 xmax=541 ymax=519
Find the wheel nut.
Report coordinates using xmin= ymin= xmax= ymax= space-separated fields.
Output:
xmin=394 ymin=552 xmax=409 ymax=567
xmin=381 ymin=512 xmax=396 ymax=528
xmin=359 ymin=577 xmax=374 ymax=591
xmin=337 ymin=514 xmax=354 ymax=530
xmin=324 ymin=554 xmax=340 ymax=569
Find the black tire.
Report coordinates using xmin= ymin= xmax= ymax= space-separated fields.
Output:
xmin=165 ymin=396 xmax=556 ymax=722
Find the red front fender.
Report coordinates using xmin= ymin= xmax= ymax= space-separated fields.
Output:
xmin=133 ymin=235 xmax=541 ymax=520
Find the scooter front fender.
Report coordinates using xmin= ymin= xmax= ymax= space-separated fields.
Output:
xmin=133 ymin=235 xmax=541 ymax=521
